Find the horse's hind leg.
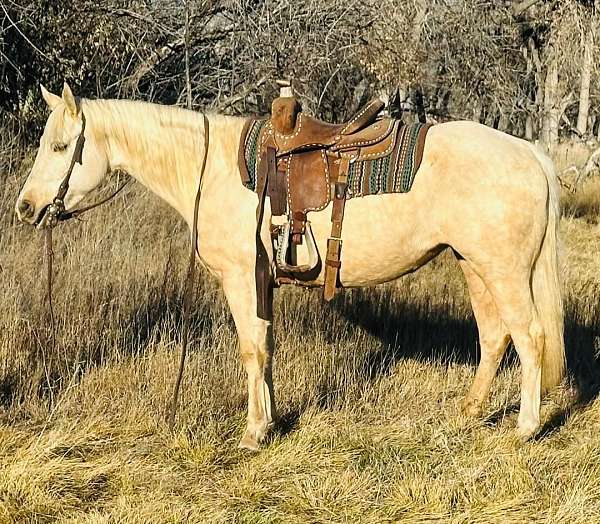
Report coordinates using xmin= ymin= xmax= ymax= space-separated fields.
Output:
xmin=222 ymin=273 xmax=276 ymax=451
xmin=482 ymin=273 xmax=545 ymax=440
xmin=459 ymin=260 xmax=511 ymax=417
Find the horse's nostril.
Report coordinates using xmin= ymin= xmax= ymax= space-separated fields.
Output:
xmin=18 ymin=199 xmax=34 ymax=219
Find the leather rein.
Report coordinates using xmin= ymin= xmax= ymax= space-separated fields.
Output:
xmin=43 ymin=109 xmax=210 ymax=429
xmin=167 ymin=112 xmax=209 ymax=429
xmin=44 ymin=111 xmax=131 ymax=365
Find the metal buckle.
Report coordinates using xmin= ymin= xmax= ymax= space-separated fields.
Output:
xmin=45 ymin=202 xmax=63 ymax=228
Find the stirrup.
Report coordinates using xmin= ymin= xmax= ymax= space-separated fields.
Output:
xmin=276 ymin=221 xmax=319 ymax=273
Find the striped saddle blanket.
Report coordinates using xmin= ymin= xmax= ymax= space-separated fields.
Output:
xmin=240 ymin=118 xmax=430 ymax=199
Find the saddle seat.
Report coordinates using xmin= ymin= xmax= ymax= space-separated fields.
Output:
xmin=270 ymin=98 xmax=387 ymax=154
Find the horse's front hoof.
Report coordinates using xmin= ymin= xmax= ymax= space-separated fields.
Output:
xmin=238 ymin=420 xmax=274 ymax=451
xmin=238 ymin=433 xmax=260 ymax=451
xmin=462 ymin=398 xmax=483 ymax=418
xmin=516 ymin=419 xmax=539 ymax=442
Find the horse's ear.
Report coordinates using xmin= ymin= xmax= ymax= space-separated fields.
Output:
xmin=40 ymin=84 xmax=62 ymax=111
xmin=61 ymin=82 xmax=79 ymax=116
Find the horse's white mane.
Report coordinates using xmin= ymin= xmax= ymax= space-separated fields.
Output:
xmin=82 ymin=99 xmax=209 ymax=168
xmin=78 ymin=99 xmax=240 ymax=207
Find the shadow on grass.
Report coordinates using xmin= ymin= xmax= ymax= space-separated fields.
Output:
xmin=6 ymin=253 xmax=599 ymax=443
xmin=332 ymin=288 xmax=479 ymax=368
xmin=536 ymin=302 xmax=600 ymax=436
xmin=276 ymin=285 xmax=600 ymax=439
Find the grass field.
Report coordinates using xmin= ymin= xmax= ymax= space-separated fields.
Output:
xmin=2 ymin=150 xmax=600 ymax=523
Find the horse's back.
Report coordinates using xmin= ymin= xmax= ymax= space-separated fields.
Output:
xmin=422 ymin=120 xmax=547 ymax=183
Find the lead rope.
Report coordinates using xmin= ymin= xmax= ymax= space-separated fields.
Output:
xmin=166 ymin=112 xmax=210 ymax=430
xmin=42 ymin=109 xmax=129 ymax=405
xmin=45 ymin=229 xmax=56 ymax=347
xmin=44 ymin=177 xmax=131 ymax=351
xmin=44 ymin=228 xmax=56 ymax=405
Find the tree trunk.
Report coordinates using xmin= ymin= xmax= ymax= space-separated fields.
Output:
xmin=411 ymin=88 xmax=426 ymax=123
xmin=525 ymin=115 xmax=534 ymax=141
xmin=576 ymin=24 xmax=593 ymax=136
xmin=410 ymin=0 xmax=427 ymax=123
xmin=498 ymin=111 xmax=510 ymax=133
xmin=411 ymin=0 xmax=428 ymax=43
xmin=513 ymin=0 xmax=544 ymax=17
xmin=184 ymin=0 xmax=192 ymax=110
xmin=527 ymin=37 xmax=543 ymax=142
xmin=472 ymin=98 xmax=483 ymax=123
xmin=542 ymin=54 xmax=559 ymax=151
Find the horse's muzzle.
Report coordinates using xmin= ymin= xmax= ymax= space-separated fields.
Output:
xmin=17 ymin=199 xmax=35 ymax=221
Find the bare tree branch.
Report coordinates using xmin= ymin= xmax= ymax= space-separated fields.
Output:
xmin=217 ymin=76 xmax=268 ymax=111
xmin=0 ymin=1 xmax=50 ymax=60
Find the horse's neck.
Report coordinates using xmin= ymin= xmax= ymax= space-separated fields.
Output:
xmin=84 ymin=99 xmax=241 ymax=222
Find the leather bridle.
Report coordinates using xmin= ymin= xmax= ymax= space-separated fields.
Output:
xmin=44 ymin=111 xmax=131 ymax=228
xmin=44 ymin=111 xmax=88 ymax=227
xmin=42 ymin=108 xmax=209 ymax=430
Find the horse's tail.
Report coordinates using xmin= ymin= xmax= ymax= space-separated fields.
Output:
xmin=530 ymin=145 xmax=565 ymax=393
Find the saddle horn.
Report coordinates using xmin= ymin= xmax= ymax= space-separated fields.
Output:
xmin=272 ymin=79 xmax=301 ymax=135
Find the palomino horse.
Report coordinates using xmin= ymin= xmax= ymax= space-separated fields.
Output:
xmin=16 ymin=84 xmax=564 ymax=450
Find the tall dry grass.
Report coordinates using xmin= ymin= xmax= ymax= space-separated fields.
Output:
xmin=2 ymin=141 xmax=600 ymax=522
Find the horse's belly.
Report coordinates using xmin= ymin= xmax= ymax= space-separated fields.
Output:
xmin=304 ymin=191 xmax=442 ymax=287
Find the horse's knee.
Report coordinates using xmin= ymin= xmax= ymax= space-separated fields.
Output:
xmin=480 ymin=329 xmax=510 ymax=361
xmin=239 ymin=342 xmax=265 ymax=372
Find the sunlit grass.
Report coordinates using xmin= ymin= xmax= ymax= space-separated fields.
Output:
xmin=1 ymin=158 xmax=600 ymax=522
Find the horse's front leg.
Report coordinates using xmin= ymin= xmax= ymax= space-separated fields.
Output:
xmin=222 ymin=273 xmax=275 ymax=450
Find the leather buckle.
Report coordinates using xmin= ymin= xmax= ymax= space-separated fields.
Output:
xmin=335 ymin=182 xmax=347 ymax=200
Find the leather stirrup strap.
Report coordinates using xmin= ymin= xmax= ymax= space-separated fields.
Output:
xmin=254 ymin=146 xmax=275 ymax=320
xmin=167 ymin=112 xmax=210 ymax=429
xmin=324 ymin=156 xmax=350 ymax=301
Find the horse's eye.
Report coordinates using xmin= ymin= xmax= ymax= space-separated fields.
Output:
xmin=52 ymin=142 xmax=67 ymax=153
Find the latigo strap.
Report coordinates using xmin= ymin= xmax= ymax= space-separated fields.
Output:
xmin=324 ymin=156 xmax=350 ymax=301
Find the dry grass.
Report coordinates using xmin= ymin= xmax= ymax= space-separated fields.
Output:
xmin=2 ymin=155 xmax=600 ymax=523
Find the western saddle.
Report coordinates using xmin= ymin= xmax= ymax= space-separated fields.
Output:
xmin=241 ymin=81 xmax=410 ymax=318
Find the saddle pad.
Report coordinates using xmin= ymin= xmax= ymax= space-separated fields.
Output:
xmin=346 ymin=122 xmax=431 ymax=198
xmin=239 ymin=118 xmax=431 ymax=198
xmin=239 ymin=118 xmax=269 ymax=192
